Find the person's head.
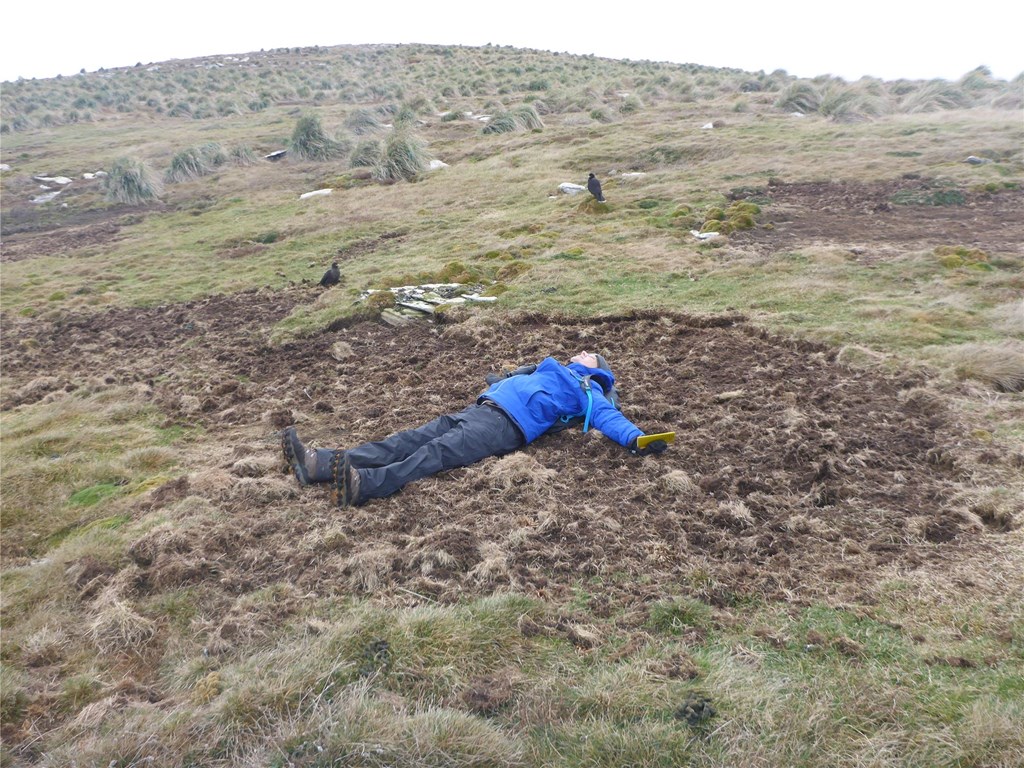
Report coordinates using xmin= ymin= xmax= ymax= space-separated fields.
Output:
xmin=570 ymin=351 xmax=600 ymax=369
xmin=571 ymin=351 xmax=611 ymax=369
xmin=569 ymin=351 xmax=618 ymax=406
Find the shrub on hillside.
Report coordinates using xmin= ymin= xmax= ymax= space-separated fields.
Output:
xmin=290 ymin=114 xmax=346 ymax=161
xmin=104 ymin=157 xmax=162 ymax=204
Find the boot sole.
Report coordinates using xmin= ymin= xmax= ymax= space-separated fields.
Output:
xmin=329 ymin=450 xmax=345 ymax=505
xmin=331 ymin=452 xmax=361 ymax=506
xmin=280 ymin=427 xmax=311 ymax=486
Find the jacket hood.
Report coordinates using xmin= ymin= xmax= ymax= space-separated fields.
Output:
xmin=567 ymin=361 xmax=616 ymax=396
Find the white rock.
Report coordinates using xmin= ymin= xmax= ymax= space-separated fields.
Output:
xmin=34 ymin=175 xmax=73 ymax=185
xmin=558 ymin=182 xmax=587 ymax=195
xmin=0 ymin=164 xmax=10 ymax=172
xmin=690 ymin=230 xmax=720 ymax=240
xmin=31 ymin=191 xmax=62 ymax=204
xmin=428 ymin=159 xmax=449 ymax=171
xmin=702 ymin=122 xmax=715 ymax=130
xmin=83 ymin=173 xmax=96 ymax=179
xmin=791 ymin=112 xmax=805 ymax=118
xmin=299 ymin=188 xmax=333 ymax=200
xmin=619 ymin=172 xmax=647 ymax=180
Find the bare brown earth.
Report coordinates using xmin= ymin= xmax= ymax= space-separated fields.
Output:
xmin=3 ymin=177 xmax=1020 ymax=626
xmin=729 ymin=179 xmax=1024 ymax=256
xmin=3 ymin=288 xmax=1014 ymax=620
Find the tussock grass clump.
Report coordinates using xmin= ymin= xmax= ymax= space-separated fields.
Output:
xmin=481 ymin=112 xmax=518 ymax=134
xmin=370 ymin=129 xmax=430 ymax=183
xmin=819 ymin=85 xmax=885 ymax=122
xmin=344 ymin=108 xmax=382 ymax=135
xmin=229 ymin=145 xmax=260 ymax=166
xmin=103 ymin=157 xmax=162 ymax=204
xmin=165 ymin=143 xmax=227 ymax=183
xmin=900 ymin=81 xmax=973 ymax=112
xmin=775 ymin=82 xmax=820 ymax=113
xmin=482 ymin=104 xmax=544 ymax=134
xmin=289 ymin=113 xmax=346 ymax=161
xmin=350 ymin=139 xmax=382 ymax=168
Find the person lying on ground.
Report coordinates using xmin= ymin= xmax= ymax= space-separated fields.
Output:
xmin=280 ymin=351 xmax=669 ymax=507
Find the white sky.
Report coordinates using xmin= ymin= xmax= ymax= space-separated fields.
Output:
xmin=1 ymin=1 xmax=1021 ymax=84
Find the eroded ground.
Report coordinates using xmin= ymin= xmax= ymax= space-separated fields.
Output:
xmin=4 ymin=287 xmax=1015 ymax=625
xmin=730 ymin=179 xmax=1024 ymax=256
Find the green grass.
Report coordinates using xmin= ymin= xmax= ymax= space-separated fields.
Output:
xmin=0 ymin=388 xmax=181 ymax=557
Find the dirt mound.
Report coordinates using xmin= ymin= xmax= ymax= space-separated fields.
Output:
xmin=4 ymin=291 xmax=1010 ymax=611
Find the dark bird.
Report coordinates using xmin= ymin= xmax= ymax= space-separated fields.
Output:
xmin=319 ymin=262 xmax=341 ymax=288
xmin=587 ymin=173 xmax=605 ymax=203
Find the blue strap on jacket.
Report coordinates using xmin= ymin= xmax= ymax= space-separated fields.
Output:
xmin=561 ymin=371 xmax=596 ymax=433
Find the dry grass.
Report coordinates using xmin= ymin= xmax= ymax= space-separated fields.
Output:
xmin=947 ymin=340 xmax=1024 ymax=392
xmin=88 ymin=599 xmax=157 ymax=655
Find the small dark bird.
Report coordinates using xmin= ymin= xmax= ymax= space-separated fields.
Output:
xmin=319 ymin=262 xmax=341 ymax=287
xmin=587 ymin=173 xmax=605 ymax=202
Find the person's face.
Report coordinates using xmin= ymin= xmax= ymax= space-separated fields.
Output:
xmin=570 ymin=351 xmax=599 ymax=368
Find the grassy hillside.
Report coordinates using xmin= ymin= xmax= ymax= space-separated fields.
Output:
xmin=1 ymin=44 xmax=1022 ymax=767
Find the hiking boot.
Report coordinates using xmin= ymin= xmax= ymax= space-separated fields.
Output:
xmin=280 ymin=427 xmax=340 ymax=485
xmin=331 ymin=452 xmax=362 ymax=507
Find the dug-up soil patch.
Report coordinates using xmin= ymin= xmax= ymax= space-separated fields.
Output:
xmin=2 ymin=291 xmax=1013 ymax=612
xmin=731 ymin=179 xmax=1024 ymax=257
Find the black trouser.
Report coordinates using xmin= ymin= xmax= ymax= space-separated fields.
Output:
xmin=347 ymin=402 xmax=525 ymax=501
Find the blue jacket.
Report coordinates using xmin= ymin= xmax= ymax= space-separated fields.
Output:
xmin=478 ymin=357 xmax=644 ymax=446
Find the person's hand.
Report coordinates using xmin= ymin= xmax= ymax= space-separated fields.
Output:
xmin=629 ymin=438 xmax=668 ymax=456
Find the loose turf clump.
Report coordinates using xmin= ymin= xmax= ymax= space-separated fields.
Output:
xmin=290 ymin=113 xmax=346 ymax=161
xmin=103 ymin=157 xmax=162 ymax=204
xmin=89 ymin=599 xmax=157 ymax=655
xmin=934 ymin=245 xmax=990 ymax=269
xmin=948 ymin=341 xmax=1024 ymax=393
xmin=699 ymin=200 xmax=761 ymax=234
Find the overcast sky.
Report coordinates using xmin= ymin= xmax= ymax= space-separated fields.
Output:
xmin=1 ymin=1 xmax=1021 ymax=84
